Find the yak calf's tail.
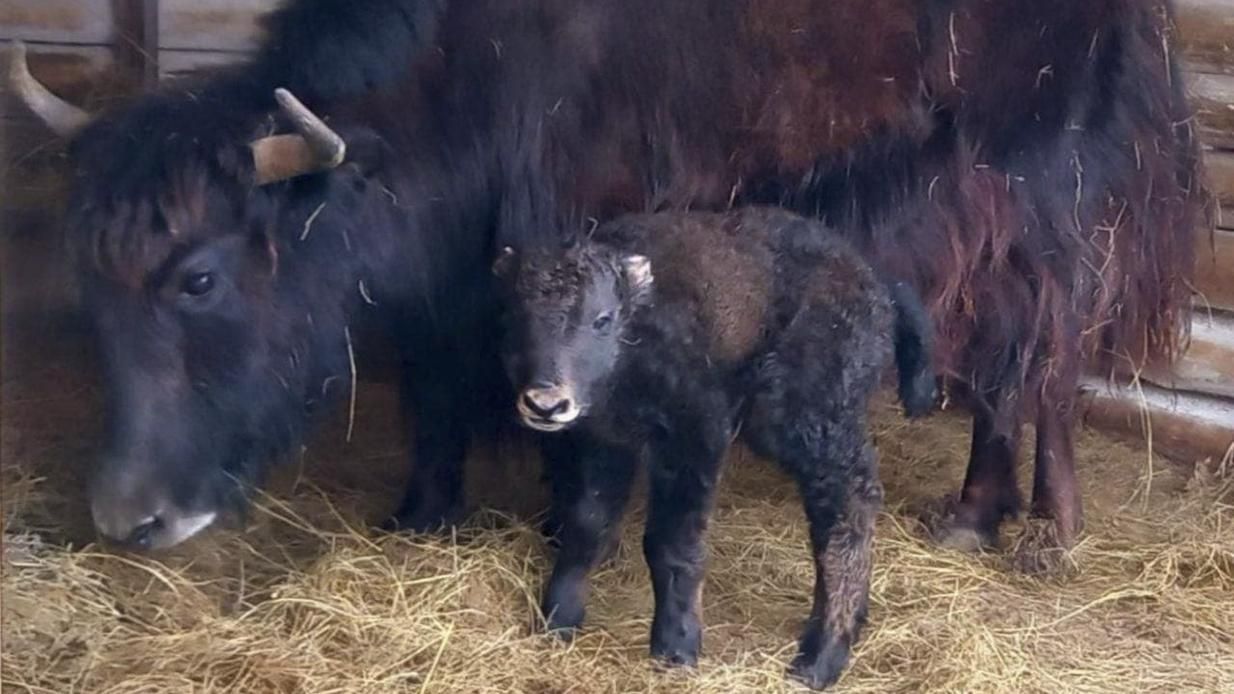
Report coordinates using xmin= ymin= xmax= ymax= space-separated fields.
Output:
xmin=886 ymin=280 xmax=938 ymax=418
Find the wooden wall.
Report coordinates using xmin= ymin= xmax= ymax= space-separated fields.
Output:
xmin=1 ymin=0 xmax=1232 ymax=462
xmin=0 ymin=0 xmax=276 ymax=316
xmin=1081 ymin=0 xmax=1234 ymax=465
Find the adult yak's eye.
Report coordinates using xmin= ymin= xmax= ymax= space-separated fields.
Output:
xmin=182 ymin=271 xmax=215 ymax=297
xmin=592 ymin=312 xmax=613 ymax=331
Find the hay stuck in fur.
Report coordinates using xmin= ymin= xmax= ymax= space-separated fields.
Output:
xmin=2 ymin=365 xmax=1232 ymax=693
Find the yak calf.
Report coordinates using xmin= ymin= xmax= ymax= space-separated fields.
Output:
xmin=494 ymin=207 xmax=936 ymax=689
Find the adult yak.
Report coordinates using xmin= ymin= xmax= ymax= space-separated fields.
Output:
xmin=11 ymin=0 xmax=1204 ymax=569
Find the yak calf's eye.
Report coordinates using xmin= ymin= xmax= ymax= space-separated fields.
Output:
xmin=182 ymin=272 xmax=216 ymax=297
xmin=592 ymin=312 xmax=613 ymax=331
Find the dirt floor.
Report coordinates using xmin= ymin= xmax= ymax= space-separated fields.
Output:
xmin=1 ymin=317 xmax=1232 ymax=694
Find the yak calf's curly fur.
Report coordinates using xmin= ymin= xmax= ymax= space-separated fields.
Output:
xmin=496 ymin=207 xmax=935 ymax=689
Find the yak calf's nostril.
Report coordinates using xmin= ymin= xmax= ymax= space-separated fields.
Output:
xmin=524 ymin=391 xmax=571 ymax=417
xmin=125 ymin=516 xmax=162 ymax=549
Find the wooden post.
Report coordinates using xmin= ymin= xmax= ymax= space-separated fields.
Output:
xmin=112 ymin=0 xmax=160 ymax=91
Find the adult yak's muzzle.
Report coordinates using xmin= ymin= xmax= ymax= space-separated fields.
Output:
xmin=89 ymin=458 xmax=220 ymax=550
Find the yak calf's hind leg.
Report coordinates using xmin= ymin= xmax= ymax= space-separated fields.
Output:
xmin=747 ymin=393 xmax=881 ymax=689
xmin=933 ymin=409 xmax=1023 ymax=552
xmin=541 ymin=440 xmax=638 ymax=635
xmin=643 ymin=425 xmax=728 ymax=667
xmin=789 ymin=442 xmax=882 ymax=690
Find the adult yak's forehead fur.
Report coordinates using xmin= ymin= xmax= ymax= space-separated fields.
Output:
xmin=63 ymin=81 xmax=271 ymax=288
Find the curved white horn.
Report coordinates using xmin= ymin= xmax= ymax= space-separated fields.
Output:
xmin=8 ymin=41 xmax=91 ymax=137
xmin=275 ymin=88 xmax=345 ymax=167
xmin=249 ymin=88 xmax=346 ymax=185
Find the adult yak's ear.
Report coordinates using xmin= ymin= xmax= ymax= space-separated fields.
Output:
xmin=246 ymin=224 xmax=280 ymax=280
xmin=338 ymin=126 xmax=391 ymax=178
xmin=621 ymin=254 xmax=653 ymax=300
xmin=492 ymin=246 xmax=518 ymax=278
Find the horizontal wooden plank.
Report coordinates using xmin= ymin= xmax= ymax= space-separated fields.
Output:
xmin=160 ymin=0 xmax=279 ymax=53
xmin=159 ymin=48 xmax=252 ymax=78
xmin=1177 ymin=0 xmax=1234 ymax=75
xmin=1187 ymin=72 xmax=1234 ymax=149
xmin=1125 ymin=308 xmax=1234 ymax=399
xmin=1203 ymin=150 xmax=1234 ymax=206
xmin=0 ymin=1 xmax=115 ymax=46
xmin=1194 ymin=228 xmax=1234 ymax=312
xmin=1079 ymin=376 xmax=1234 ymax=463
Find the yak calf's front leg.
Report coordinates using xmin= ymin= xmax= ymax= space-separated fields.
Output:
xmin=541 ymin=438 xmax=638 ymax=634
xmin=643 ymin=427 xmax=727 ymax=667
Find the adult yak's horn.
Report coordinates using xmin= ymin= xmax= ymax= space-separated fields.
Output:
xmin=250 ymin=88 xmax=347 ymax=185
xmin=8 ymin=41 xmax=92 ymax=137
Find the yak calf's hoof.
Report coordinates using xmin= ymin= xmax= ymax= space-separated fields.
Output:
xmin=789 ymin=640 xmax=851 ymax=690
xmin=381 ymin=499 xmax=465 ymax=535
xmin=650 ymin=614 xmax=702 ymax=668
xmin=789 ymin=622 xmax=853 ymax=690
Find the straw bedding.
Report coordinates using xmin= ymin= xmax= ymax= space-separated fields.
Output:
xmin=2 ymin=343 xmax=1231 ymax=693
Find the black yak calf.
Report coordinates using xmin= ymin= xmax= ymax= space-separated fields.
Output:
xmin=494 ymin=207 xmax=936 ymax=689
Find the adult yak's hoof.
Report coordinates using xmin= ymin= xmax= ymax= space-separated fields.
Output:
xmin=540 ymin=577 xmax=587 ymax=637
xmin=923 ymin=494 xmax=1005 ymax=553
xmin=381 ymin=498 xmax=464 ymax=535
xmin=1010 ymin=516 xmax=1079 ymax=576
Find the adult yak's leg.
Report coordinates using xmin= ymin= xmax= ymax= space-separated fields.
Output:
xmin=642 ymin=419 xmax=729 ymax=667
xmin=1018 ymin=341 xmax=1083 ymax=572
xmin=386 ymin=345 xmax=471 ymax=533
xmin=935 ymin=405 xmax=1023 ymax=552
xmin=540 ymin=437 xmax=638 ymax=635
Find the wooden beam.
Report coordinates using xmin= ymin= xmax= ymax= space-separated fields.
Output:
xmin=1079 ymin=376 xmax=1234 ymax=464
xmin=1195 ymin=228 xmax=1234 ymax=312
xmin=112 ymin=0 xmax=159 ymax=91
xmin=1177 ymin=0 xmax=1234 ymax=75
xmin=1188 ymin=72 xmax=1234 ymax=149
xmin=1120 ymin=308 xmax=1234 ymax=399
xmin=1202 ymin=150 xmax=1234 ymax=206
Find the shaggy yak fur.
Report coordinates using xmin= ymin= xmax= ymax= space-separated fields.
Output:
xmin=495 ymin=207 xmax=936 ymax=688
xmin=21 ymin=0 xmax=1204 ymax=558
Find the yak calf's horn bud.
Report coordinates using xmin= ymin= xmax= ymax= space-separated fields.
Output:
xmin=250 ymin=87 xmax=347 ymax=185
xmin=8 ymin=40 xmax=92 ymax=137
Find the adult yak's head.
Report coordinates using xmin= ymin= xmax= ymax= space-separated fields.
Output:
xmin=11 ymin=43 xmax=372 ymax=549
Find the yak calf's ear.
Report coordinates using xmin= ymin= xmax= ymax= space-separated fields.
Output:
xmin=492 ymin=246 xmax=518 ymax=278
xmin=621 ymin=254 xmax=653 ymax=296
